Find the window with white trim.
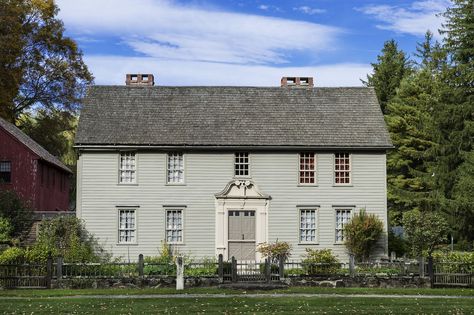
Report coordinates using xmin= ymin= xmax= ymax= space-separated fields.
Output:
xmin=335 ymin=209 xmax=351 ymax=243
xmin=334 ymin=153 xmax=351 ymax=184
xmin=299 ymin=209 xmax=317 ymax=243
xmin=119 ymin=152 xmax=136 ymax=184
xmin=299 ymin=153 xmax=316 ymax=184
xmin=118 ymin=209 xmax=136 ymax=243
xmin=234 ymin=152 xmax=249 ymax=177
xmin=166 ymin=209 xmax=183 ymax=243
xmin=167 ymin=153 xmax=184 ymax=184
xmin=0 ymin=161 xmax=11 ymax=183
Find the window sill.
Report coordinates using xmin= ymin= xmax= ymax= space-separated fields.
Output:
xmin=168 ymin=242 xmax=185 ymax=246
xmin=165 ymin=183 xmax=186 ymax=186
xmin=117 ymin=183 xmax=139 ymax=186
xmin=333 ymin=242 xmax=344 ymax=245
xmin=297 ymin=184 xmax=318 ymax=187
xmin=116 ymin=243 xmax=139 ymax=246
xmin=332 ymin=184 xmax=353 ymax=187
xmin=298 ymin=242 xmax=319 ymax=245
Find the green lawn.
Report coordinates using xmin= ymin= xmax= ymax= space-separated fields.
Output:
xmin=0 ymin=286 xmax=473 ymax=297
xmin=0 ymin=296 xmax=473 ymax=314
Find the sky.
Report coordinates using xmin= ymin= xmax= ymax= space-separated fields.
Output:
xmin=55 ymin=0 xmax=451 ymax=87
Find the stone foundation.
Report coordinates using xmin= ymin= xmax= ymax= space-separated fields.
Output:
xmin=51 ymin=275 xmax=430 ymax=289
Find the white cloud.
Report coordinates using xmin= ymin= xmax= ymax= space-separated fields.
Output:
xmin=85 ymin=55 xmax=371 ymax=87
xmin=56 ymin=0 xmax=340 ymax=65
xmin=357 ymin=0 xmax=450 ymax=39
xmin=294 ymin=6 xmax=326 ymax=15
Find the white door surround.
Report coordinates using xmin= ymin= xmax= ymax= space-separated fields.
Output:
xmin=215 ymin=179 xmax=270 ymax=261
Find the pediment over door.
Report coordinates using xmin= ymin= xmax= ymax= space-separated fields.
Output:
xmin=215 ymin=180 xmax=270 ymax=200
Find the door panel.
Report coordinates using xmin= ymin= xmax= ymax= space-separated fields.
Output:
xmin=228 ymin=210 xmax=256 ymax=260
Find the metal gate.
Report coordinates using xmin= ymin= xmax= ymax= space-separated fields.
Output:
xmin=0 ymin=262 xmax=50 ymax=289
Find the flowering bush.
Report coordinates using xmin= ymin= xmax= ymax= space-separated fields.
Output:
xmin=257 ymin=240 xmax=292 ymax=263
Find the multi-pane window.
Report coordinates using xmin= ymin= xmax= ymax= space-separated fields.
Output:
xmin=299 ymin=153 xmax=316 ymax=184
xmin=119 ymin=152 xmax=136 ymax=184
xmin=299 ymin=209 xmax=317 ymax=243
xmin=0 ymin=161 xmax=11 ymax=183
xmin=118 ymin=209 xmax=136 ymax=243
xmin=334 ymin=153 xmax=351 ymax=184
xmin=167 ymin=153 xmax=184 ymax=184
xmin=234 ymin=152 xmax=249 ymax=177
xmin=335 ymin=209 xmax=351 ymax=243
xmin=166 ymin=209 xmax=183 ymax=243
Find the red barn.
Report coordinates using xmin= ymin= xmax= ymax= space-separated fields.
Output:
xmin=0 ymin=117 xmax=72 ymax=221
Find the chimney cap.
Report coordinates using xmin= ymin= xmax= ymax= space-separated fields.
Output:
xmin=126 ymin=74 xmax=155 ymax=86
xmin=281 ymin=76 xmax=314 ymax=88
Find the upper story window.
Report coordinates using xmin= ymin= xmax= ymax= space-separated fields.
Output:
xmin=166 ymin=209 xmax=183 ymax=243
xmin=299 ymin=153 xmax=316 ymax=185
xmin=234 ymin=152 xmax=249 ymax=177
xmin=119 ymin=152 xmax=136 ymax=184
xmin=335 ymin=209 xmax=352 ymax=243
xmin=167 ymin=153 xmax=184 ymax=184
xmin=299 ymin=208 xmax=317 ymax=243
xmin=334 ymin=153 xmax=351 ymax=184
xmin=118 ymin=209 xmax=136 ymax=244
xmin=0 ymin=161 xmax=11 ymax=183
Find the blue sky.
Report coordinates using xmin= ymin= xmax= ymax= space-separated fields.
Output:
xmin=56 ymin=0 xmax=450 ymax=86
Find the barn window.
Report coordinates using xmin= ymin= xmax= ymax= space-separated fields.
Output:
xmin=0 ymin=161 xmax=11 ymax=183
xmin=119 ymin=152 xmax=136 ymax=184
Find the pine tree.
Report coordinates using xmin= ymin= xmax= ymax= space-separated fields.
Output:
xmin=434 ymin=0 xmax=474 ymax=242
xmin=362 ymin=40 xmax=412 ymax=113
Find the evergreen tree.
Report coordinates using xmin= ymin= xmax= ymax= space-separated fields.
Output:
xmin=362 ymin=40 xmax=412 ymax=113
xmin=434 ymin=0 xmax=474 ymax=242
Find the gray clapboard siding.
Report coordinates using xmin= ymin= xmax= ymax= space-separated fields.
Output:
xmin=77 ymin=151 xmax=387 ymax=261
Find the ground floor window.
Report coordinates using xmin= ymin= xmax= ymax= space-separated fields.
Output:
xmin=335 ymin=209 xmax=352 ymax=243
xmin=166 ymin=209 xmax=183 ymax=243
xmin=118 ymin=209 xmax=136 ymax=243
xmin=299 ymin=209 xmax=317 ymax=243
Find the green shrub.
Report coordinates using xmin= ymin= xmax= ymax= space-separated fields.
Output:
xmin=185 ymin=257 xmax=218 ymax=276
xmin=0 ymin=190 xmax=34 ymax=241
xmin=388 ymin=229 xmax=408 ymax=257
xmin=302 ymin=249 xmax=341 ymax=275
xmin=0 ymin=217 xmax=13 ymax=244
xmin=256 ymin=240 xmax=292 ymax=263
xmin=402 ymin=209 xmax=449 ymax=257
xmin=0 ymin=247 xmax=25 ymax=264
xmin=344 ymin=209 xmax=384 ymax=261
xmin=143 ymin=242 xmax=176 ymax=276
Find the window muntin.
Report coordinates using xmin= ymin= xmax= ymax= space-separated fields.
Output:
xmin=334 ymin=153 xmax=351 ymax=184
xmin=234 ymin=152 xmax=249 ymax=177
xmin=119 ymin=152 xmax=136 ymax=184
xmin=167 ymin=153 xmax=184 ymax=184
xmin=299 ymin=209 xmax=317 ymax=243
xmin=335 ymin=209 xmax=351 ymax=243
xmin=166 ymin=209 xmax=183 ymax=243
xmin=299 ymin=153 xmax=316 ymax=184
xmin=0 ymin=161 xmax=11 ymax=183
xmin=118 ymin=209 xmax=136 ymax=244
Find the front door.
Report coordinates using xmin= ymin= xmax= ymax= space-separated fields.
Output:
xmin=228 ymin=210 xmax=256 ymax=260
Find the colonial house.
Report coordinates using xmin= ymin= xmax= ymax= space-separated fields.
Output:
xmin=75 ymin=74 xmax=392 ymax=261
xmin=0 ymin=117 xmax=72 ymax=240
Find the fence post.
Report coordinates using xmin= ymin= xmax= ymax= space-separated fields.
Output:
xmin=218 ymin=254 xmax=224 ymax=283
xmin=279 ymin=256 xmax=284 ymax=280
xmin=138 ymin=254 xmax=144 ymax=277
xmin=349 ymin=254 xmax=355 ymax=277
xmin=428 ymin=256 xmax=434 ymax=288
xmin=46 ymin=253 xmax=53 ymax=289
xmin=176 ymin=256 xmax=184 ymax=290
xmin=419 ymin=256 xmax=425 ymax=278
xmin=56 ymin=256 xmax=63 ymax=279
xmin=265 ymin=258 xmax=271 ymax=283
xmin=231 ymin=256 xmax=237 ymax=283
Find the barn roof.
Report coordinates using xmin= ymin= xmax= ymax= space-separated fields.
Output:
xmin=0 ymin=117 xmax=71 ymax=173
xmin=75 ymin=86 xmax=392 ymax=150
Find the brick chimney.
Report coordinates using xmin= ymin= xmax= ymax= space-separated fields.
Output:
xmin=125 ymin=74 xmax=155 ymax=86
xmin=281 ymin=76 xmax=313 ymax=88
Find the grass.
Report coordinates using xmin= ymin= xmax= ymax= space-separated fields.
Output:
xmin=0 ymin=286 xmax=473 ymax=297
xmin=0 ymin=296 xmax=473 ymax=314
